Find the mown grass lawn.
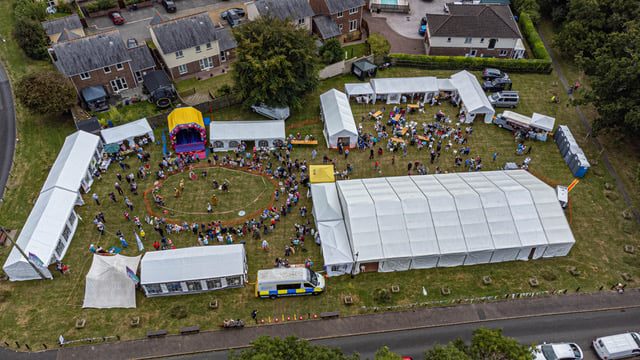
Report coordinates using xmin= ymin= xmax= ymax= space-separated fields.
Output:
xmin=175 ymin=72 xmax=234 ymax=97
xmin=343 ymin=42 xmax=370 ymax=59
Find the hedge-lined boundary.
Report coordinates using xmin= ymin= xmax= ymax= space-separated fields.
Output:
xmin=389 ymin=11 xmax=552 ymax=74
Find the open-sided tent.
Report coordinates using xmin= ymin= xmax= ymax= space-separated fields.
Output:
xmin=140 ymin=244 xmax=247 ymax=297
xmin=83 ymin=254 xmax=141 ymax=308
xmin=351 ymin=59 xmax=377 ymax=80
xmin=309 ymin=165 xmax=335 ymax=184
xmin=437 ymin=78 xmax=457 ymax=92
xmin=167 ymin=107 xmax=207 ymax=156
xmin=500 ymin=110 xmax=532 ymax=128
xmin=318 ymin=220 xmax=354 ymax=276
xmin=100 ymin=118 xmax=155 ymax=149
xmin=209 ymin=120 xmax=285 ymax=151
xmin=310 ymin=183 xmax=343 ymax=222
xmin=320 ymin=89 xmax=358 ymax=149
xmin=344 ymin=83 xmax=374 ymax=103
xmin=530 ymin=113 xmax=555 ymax=132
xmin=450 ymin=71 xmax=495 ymax=123
xmin=370 ymin=77 xmax=438 ymax=104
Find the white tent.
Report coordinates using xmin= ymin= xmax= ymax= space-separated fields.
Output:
xmin=530 ymin=113 xmax=555 ymax=132
xmin=40 ymin=130 xmax=102 ymax=194
xmin=450 ymin=71 xmax=495 ymax=124
xmin=210 ymin=120 xmax=285 ymax=152
xmin=3 ymin=187 xmax=80 ymax=281
xmin=310 ymin=183 xmax=343 ymax=222
xmin=507 ymin=171 xmax=575 ymax=257
xmin=386 ymin=176 xmax=440 ymax=269
xmin=370 ymin=77 xmax=438 ymax=104
xmin=411 ymin=176 xmax=468 ymax=267
xmin=318 ymin=220 xmax=354 ymax=276
xmin=100 ymin=118 xmax=155 ymax=147
xmin=320 ymin=89 xmax=358 ymax=149
xmin=501 ymin=110 xmax=532 ymax=128
xmin=140 ymin=244 xmax=247 ymax=297
xmin=362 ymin=178 xmax=412 ymax=272
xmin=437 ymin=78 xmax=457 ymax=92
xmin=435 ymin=174 xmax=495 ymax=265
xmin=344 ymin=83 xmax=374 ymax=97
xmin=83 ymin=254 xmax=141 ymax=308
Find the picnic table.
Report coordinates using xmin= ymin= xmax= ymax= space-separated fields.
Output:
xmin=371 ymin=111 xmax=382 ymax=119
xmin=407 ymin=104 xmax=419 ymax=109
xmin=401 ymin=127 xmax=409 ymax=136
xmin=390 ymin=137 xmax=405 ymax=144
xmin=290 ymin=139 xmax=318 ymax=145
xmin=416 ymin=135 xmax=429 ymax=142
xmin=394 ymin=114 xmax=401 ymax=121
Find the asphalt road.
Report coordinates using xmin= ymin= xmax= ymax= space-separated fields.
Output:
xmin=170 ymin=308 xmax=640 ymax=360
xmin=0 ymin=62 xmax=16 ymax=201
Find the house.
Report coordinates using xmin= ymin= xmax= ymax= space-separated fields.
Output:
xmin=49 ymin=30 xmax=156 ymax=95
xmin=41 ymin=14 xmax=85 ymax=44
xmin=247 ymin=0 xmax=315 ymax=32
xmin=309 ymin=0 xmax=365 ymax=42
xmin=150 ymin=12 xmax=237 ymax=80
xmin=424 ymin=4 xmax=525 ymax=58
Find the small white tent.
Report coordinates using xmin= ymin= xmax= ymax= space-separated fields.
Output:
xmin=100 ymin=118 xmax=155 ymax=147
xmin=344 ymin=83 xmax=374 ymax=102
xmin=209 ymin=120 xmax=285 ymax=151
xmin=83 ymin=254 xmax=141 ymax=309
xmin=450 ymin=71 xmax=495 ymax=124
xmin=318 ymin=220 xmax=354 ymax=276
xmin=530 ymin=113 xmax=555 ymax=132
xmin=320 ymin=89 xmax=358 ymax=149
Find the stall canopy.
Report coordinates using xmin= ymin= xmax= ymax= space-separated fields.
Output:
xmin=309 ymin=165 xmax=335 ymax=184
xmin=251 ymin=104 xmax=290 ymax=120
xmin=530 ymin=113 xmax=555 ymax=132
xmin=344 ymin=83 xmax=374 ymax=97
xmin=310 ymin=182 xmax=343 ymax=222
xmin=320 ymin=89 xmax=358 ymax=148
xmin=209 ymin=120 xmax=285 ymax=151
xmin=318 ymin=220 xmax=354 ymax=276
xmin=437 ymin=78 xmax=457 ymax=92
xmin=83 ymin=254 xmax=141 ymax=309
xmin=100 ymin=118 xmax=155 ymax=146
xmin=370 ymin=76 xmax=438 ymax=96
xmin=351 ymin=59 xmax=377 ymax=80
xmin=501 ymin=110 xmax=532 ymax=128
xmin=450 ymin=70 xmax=495 ymax=123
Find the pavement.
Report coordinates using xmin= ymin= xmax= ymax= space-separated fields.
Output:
xmin=0 ymin=62 xmax=16 ymax=201
xmin=364 ymin=12 xmax=424 ymax=54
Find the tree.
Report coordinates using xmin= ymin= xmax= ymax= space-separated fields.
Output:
xmin=512 ymin=0 xmax=540 ymax=23
xmin=469 ymin=328 xmax=533 ymax=360
xmin=232 ymin=17 xmax=320 ymax=109
xmin=15 ymin=71 xmax=76 ymax=115
xmin=537 ymin=0 xmax=569 ymax=25
xmin=14 ymin=0 xmax=47 ymax=22
xmin=228 ymin=336 xmax=359 ymax=360
xmin=374 ymin=346 xmax=402 ymax=360
xmin=14 ymin=18 xmax=49 ymax=60
xmin=424 ymin=344 xmax=470 ymax=360
xmin=319 ymin=38 xmax=343 ymax=64
xmin=368 ymin=33 xmax=390 ymax=64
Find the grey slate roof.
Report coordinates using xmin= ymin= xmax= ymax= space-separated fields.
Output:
xmin=313 ymin=15 xmax=341 ymax=39
xmin=217 ymin=27 xmax=237 ymax=52
xmin=41 ymin=14 xmax=82 ymax=36
xmin=52 ymin=31 xmax=131 ymax=77
xmin=324 ymin=0 xmax=365 ymax=14
xmin=127 ymin=45 xmax=156 ymax=72
xmin=151 ymin=12 xmax=219 ymax=54
xmin=57 ymin=28 xmax=82 ymax=42
xmin=255 ymin=0 xmax=315 ymax=21
xmin=426 ymin=4 xmax=521 ymax=39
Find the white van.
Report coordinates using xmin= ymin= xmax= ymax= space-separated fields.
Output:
xmin=593 ymin=332 xmax=640 ymax=359
xmin=256 ymin=267 xmax=325 ymax=299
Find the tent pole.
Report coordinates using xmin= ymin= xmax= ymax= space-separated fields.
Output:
xmin=0 ymin=226 xmax=48 ymax=280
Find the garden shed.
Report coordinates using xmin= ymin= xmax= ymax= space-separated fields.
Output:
xmin=140 ymin=244 xmax=247 ymax=297
xmin=320 ymin=89 xmax=358 ymax=149
xmin=209 ymin=120 xmax=285 ymax=151
xmin=370 ymin=76 xmax=438 ymax=104
xmin=450 ymin=70 xmax=495 ymax=123
xmin=100 ymin=118 xmax=155 ymax=149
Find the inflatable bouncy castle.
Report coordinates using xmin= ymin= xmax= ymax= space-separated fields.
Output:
xmin=167 ymin=107 xmax=207 ymax=158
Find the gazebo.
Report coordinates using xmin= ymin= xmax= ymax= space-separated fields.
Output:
xmin=351 ymin=59 xmax=377 ymax=81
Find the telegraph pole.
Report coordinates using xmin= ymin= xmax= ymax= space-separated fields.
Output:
xmin=0 ymin=227 xmax=48 ymax=280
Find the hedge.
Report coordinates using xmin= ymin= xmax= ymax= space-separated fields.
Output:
xmin=389 ymin=53 xmax=552 ymax=73
xmin=519 ymin=12 xmax=550 ymax=61
xmin=84 ymin=0 xmax=117 ymax=13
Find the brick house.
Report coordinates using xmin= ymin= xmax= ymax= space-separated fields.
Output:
xmin=309 ymin=0 xmax=365 ymax=43
xmin=247 ymin=0 xmax=315 ymax=32
xmin=150 ymin=12 xmax=237 ymax=80
xmin=49 ymin=30 xmax=156 ymax=95
xmin=424 ymin=4 xmax=525 ymax=58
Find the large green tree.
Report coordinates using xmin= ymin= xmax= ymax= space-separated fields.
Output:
xmin=368 ymin=33 xmax=390 ymax=64
xmin=374 ymin=346 xmax=403 ymax=360
xmin=424 ymin=344 xmax=470 ymax=360
xmin=13 ymin=18 xmax=49 ymax=60
xmin=469 ymin=328 xmax=533 ymax=360
xmin=15 ymin=71 xmax=76 ymax=115
xmin=228 ymin=336 xmax=358 ymax=360
xmin=319 ymin=38 xmax=343 ymax=64
xmin=232 ymin=17 xmax=320 ymax=109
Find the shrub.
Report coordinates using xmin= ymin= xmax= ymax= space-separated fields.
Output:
xmin=15 ymin=71 xmax=77 ymax=114
xmin=13 ymin=18 xmax=49 ymax=60
xmin=519 ymin=12 xmax=550 ymax=61
xmin=14 ymin=0 xmax=47 ymax=22
xmin=512 ymin=0 xmax=540 ymax=24
xmin=388 ymin=53 xmax=552 ymax=73
xmin=84 ymin=0 xmax=118 ymax=13
xmin=373 ymin=288 xmax=391 ymax=304
xmin=216 ymin=84 xmax=234 ymax=97
xmin=319 ymin=38 xmax=343 ymax=65
xmin=368 ymin=33 xmax=390 ymax=64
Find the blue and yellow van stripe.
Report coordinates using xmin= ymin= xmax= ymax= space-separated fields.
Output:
xmin=258 ymin=287 xmax=323 ymax=298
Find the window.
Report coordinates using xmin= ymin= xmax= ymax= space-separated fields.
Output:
xmin=349 ymin=7 xmax=358 ymax=14
xmin=62 ymin=225 xmax=71 ymax=241
xmin=206 ymin=42 xmax=212 ymax=50
xmin=331 ymin=265 xmax=346 ymax=272
xmin=273 ymin=139 xmax=284 ymax=147
xmin=229 ymin=140 xmax=239 ymax=148
xmin=220 ymin=51 xmax=226 ymax=62
xmin=226 ymin=276 xmax=242 ymax=286
xmin=447 ymin=37 xmax=451 ymax=43
xmin=464 ymin=37 xmax=472 ymax=44
xmin=178 ymin=64 xmax=188 ymax=75
xmin=110 ymin=77 xmax=128 ymax=93
xmin=116 ymin=63 xmax=124 ymax=71
xmin=103 ymin=66 xmax=111 ymax=74
xmin=480 ymin=38 xmax=485 ymax=43
xmin=195 ymin=45 xmax=201 ymax=53
xmin=258 ymin=140 xmax=269 ymax=148
xmin=213 ymin=141 xmax=224 ymax=148
xmin=135 ymin=71 xmax=144 ymax=83
xmin=68 ymin=211 xmax=76 ymax=225
xmin=337 ymin=11 xmax=343 ymax=18
xmin=199 ymin=56 xmax=214 ymax=70
xmin=499 ymin=50 xmax=508 ymax=56
xmin=206 ymin=278 xmax=222 ymax=289
xmin=166 ymin=282 xmax=183 ymax=292
xmin=338 ymin=24 xmax=343 ymax=31
xmin=276 ymin=283 xmax=301 ymax=291
xmin=144 ymin=284 xmax=163 ymax=294
xmin=55 ymin=239 xmax=65 ymax=257
xmin=79 ymin=72 xmax=91 ymax=80
xmin=349 ymin=19 xmax=358 ymax=32
xmin=298 ymin=18 xmax=305 ymax=25
xmin=488 ymin=38 xmax=497 ymax=49
xmin=175 ymin=50 xmax=184 ymax=59
xmin=186 ymin=281 xmax=203 ymax=291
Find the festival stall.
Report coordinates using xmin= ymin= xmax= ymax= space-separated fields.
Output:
xmin=370 ymin=76 xmax=439 ymax=104
xmin=309 ymin=165 xmax=335 ymax=184
xmin=100 ymin=118 xmax=155 ymax=152
xmin=320 ymin=89 xmax=358 ymax=149
xmin=344 ymin=83 xmax=374 ymax=103
xmin=209 ymin=120 xmax=285 ymax=152
xmin=450 ymin=70 xmax=495 ymax=124
xmin=167 ymin=107 xmax=207 ymax=158
xmin=83 ymin=254 xmax=141 ymax=308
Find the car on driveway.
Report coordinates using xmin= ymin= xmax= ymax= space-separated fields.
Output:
xmin=533 ymin=342 xmax=583 ymax=360
xmin=482 ymin=68 xmax=508 ymax=80
xmin=221 ymin=8 xmax=246 ymax=18
xmin=109 ymin=12 xmax=125 ymax=26
xmin=221 ymin=8 xmax=245 ymax=27
xmin=162 ymin=0 xmax=177 ymax=13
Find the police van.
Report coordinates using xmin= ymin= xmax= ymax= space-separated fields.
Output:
xmin=256 ymin=267 xmax=325 ymax=299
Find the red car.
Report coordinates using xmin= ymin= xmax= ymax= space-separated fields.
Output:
xmin=109 ymin=12 xmax=126 ymax=25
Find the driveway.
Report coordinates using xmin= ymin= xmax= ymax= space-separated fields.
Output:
xmin=364 ymin=12 xmax=424 ymax=54
xmin=0 ymin=62 xmax=16 ymax=201
xmin=371 ymin=0 xmax=448 ymax=40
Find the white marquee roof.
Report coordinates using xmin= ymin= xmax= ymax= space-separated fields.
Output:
xmin=318 ymin=220 xmax=353 ymax=266
xmin=344 ymin=82 xmax=374 ymax=96
xmin=450 ymin=70 xmax=495 ymax=115
xmin=40 ymin=131 xmax=101 ymax=193
xmin=531 ymin=112 xmax=555 ymax=132
xmin=320 ymin=89 xmax=358 ymax=137
xmin=210 ymin=120 xmax=285 ymax=141
xmin=140 ymin=244 xmax=246 ymax=284
xmin=101 ymin=118 xmax=154 ymax=145
xmin=83 ymin=254 xmax=141 ymax=308
xmin=438 ymin=78 xmax=456 ymax=91
xmin=310 ymin=183 xmax=343 ymax=222
xmin=370 ymin=76 xmax=438 ymax=95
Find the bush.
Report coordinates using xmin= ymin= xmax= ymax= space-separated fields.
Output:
xmin=368 ymin=33 xmax=390 ymax=64
xmin=14 ymin=0 xmax=47 ymax=22
xmin=13 ymin=18 xmax=49 ymax=60
xmin=389 ymin=53 xmax=552 ymax=73
xmin=519 ymin=12 xmax=551 ymax=61
xmin=84 ymin=0 xmax=118 ymax=13
xmin=319 ymin=38 xmax=343 ymax=65
xmin=15 ymin=71 xmax=77 ymax=114
xmin=512 ymin=0 xmax=540 ymax=24
xmin=373 ymin=288 xmax=391 ymax=304
xmin=216 ymin=84 xmax=234 ymax=97
xmin=125 ymin=0 xmax=146 ymax=5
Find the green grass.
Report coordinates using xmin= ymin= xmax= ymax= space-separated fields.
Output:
xmin=343 ymin=42 xmax=370 ymax=59
xmin=175 ymin=72 xmax=234 ymax=97
xmin=95 ymin=101 xmax=160 ymax=125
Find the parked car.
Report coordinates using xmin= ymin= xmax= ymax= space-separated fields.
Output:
xmin=482 ymin=68 xmax=508 ymax=80
xmin=418 ymin=17 xmax=427 ymax=36
xmin=488 ymin=91 xmax=520 ymax=108
xmin=162 ymin=0 xmax=177 ymax=13
xmin=593 ymin=332 xmax=640 ymax=360
xmin=533 ymin=342 xmax=583 ymax=360
xmin=482 ymin=77 xmax=512 ymax=92
xmin=221 ymin=8 xmax=246 ymax=18
xmin=126 ymin=38 xmax=138 ymax=49
xmin=109 ymin=12 xmax=125 ymax=26
xmin=222 ymin=12 xmax=242 ymax=27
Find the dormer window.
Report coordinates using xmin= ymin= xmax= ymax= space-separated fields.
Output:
xmin=195 ymin=45 xmax=201 ymax=53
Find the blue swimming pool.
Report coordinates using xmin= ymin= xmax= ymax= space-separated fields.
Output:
xmin=380 ymin=0 xmax=398 ymax=5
